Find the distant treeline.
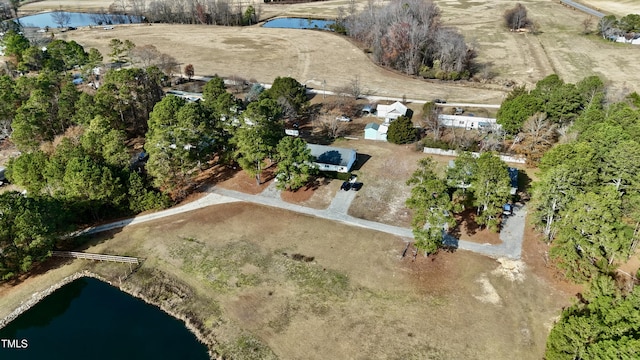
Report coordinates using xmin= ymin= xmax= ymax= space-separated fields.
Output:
xmin=108 ymin=0 xmax=259 ymax=26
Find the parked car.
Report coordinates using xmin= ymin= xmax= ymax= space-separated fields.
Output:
xmin=350 ymin=182 xmax=363 ymax=191
xmin=433 ymin=99 xmax=446 ymax=104
xmin=340 ymin=181 xmax=351 ymax=191
xmin=336 ymin=115 xmax=352 ymax=122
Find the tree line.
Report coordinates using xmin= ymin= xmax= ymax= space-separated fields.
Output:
xmin=338 ymin=0 xmax=476 ymax=80
xmin=0 ymin=32 xmax=321 ymax=280
xmin=108 ymin=0 xmax=259 ymax=26
xmin=513 ymin=76 xmax=640 ymax=357
xmin=531 ymin=92 xmax=640 ymax=282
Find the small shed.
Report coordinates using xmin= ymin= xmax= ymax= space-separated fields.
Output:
xmin=362 ymin=104 xmax=376 ymax=115
xmin=364 ymin=123 xmax=388 ymax=141
xmin=307 ymin=144 xmax=357 ymax=173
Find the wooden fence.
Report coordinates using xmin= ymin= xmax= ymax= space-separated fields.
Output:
xmin=52 ymin=251 xmax=140 ymax=265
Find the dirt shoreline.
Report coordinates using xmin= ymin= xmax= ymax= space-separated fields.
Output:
xmin=0 ymin=270 xmax=221 ymax=360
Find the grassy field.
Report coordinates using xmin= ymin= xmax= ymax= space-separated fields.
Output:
xmin=22 ymin=0 xmax=640 ymax=100
xmin=0 ymin=202 xmax=571 ymax=359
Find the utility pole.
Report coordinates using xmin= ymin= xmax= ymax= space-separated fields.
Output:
xmin=322 ymin=79 xmax=326 ymax=99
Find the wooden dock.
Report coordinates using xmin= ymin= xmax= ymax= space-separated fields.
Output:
xmin=52 ymin=251 xmax=140 ymax=265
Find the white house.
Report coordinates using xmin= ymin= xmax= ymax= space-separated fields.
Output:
xmin=307 ymin=144 xmax=357 ymax=173
xmin=376 ymin=101 xmax=408 ymax=123
xmin=438 ymin=114 xmax=502 ymax=131
xmin=614 ymin=35 xmax=640 ymax=45
xmin=364 ymin=123 xmax=388 ymax=141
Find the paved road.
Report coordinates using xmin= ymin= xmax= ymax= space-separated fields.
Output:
xmin=560 ymin=0 xmax=605 ymax=18
xmin=210 ymin=186 xmax=526 ymax=260
xmin=77 ymin=183 xmax=525 ymax=260
xmin=74 ymin=192 xmax=240 ymax=236
xmin=187 ymin=76 xmax=503 ymax=109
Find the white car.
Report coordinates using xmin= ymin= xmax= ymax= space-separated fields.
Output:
xmin=336 ymin=115 xmax=351 ymax=122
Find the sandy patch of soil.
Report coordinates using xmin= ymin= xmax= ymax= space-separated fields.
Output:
xmin=493 ymin=258 xmax=527 ymax=282
xmin=474 ymin=274 xmax=502 ymax=305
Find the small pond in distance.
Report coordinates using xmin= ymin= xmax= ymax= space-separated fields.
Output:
xmin=263 ymin=17 xmax=335 ymax=30
xmin=16 ymin=12 xmax=143 ymax=28
xmin=0 ymin=277 xmax=208 ymax=360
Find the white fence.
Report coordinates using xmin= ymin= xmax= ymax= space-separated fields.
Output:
xmin=53 ymin=251 xmax=140 ymax=264
xmin=423 ymin=147 xmax=526 ymax=164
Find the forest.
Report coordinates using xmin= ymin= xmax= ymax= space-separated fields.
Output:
xmin=0 ymin=31 xmax=315 ymax=281
xmin=503 ymin=75 xmax=640 ymax=358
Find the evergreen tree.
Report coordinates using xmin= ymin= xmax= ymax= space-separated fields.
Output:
xmin=406 ymin=158 xmax=456 ymax=254
xmin=387 ymin=115 xmax=417 ymax=144
xmin=274 ymin=137 xmax=316 ymax=191
xmin=471 ymin=152 xmax=511 ymax=231
xmin=546 ymin=275 xmax=640 ymax=360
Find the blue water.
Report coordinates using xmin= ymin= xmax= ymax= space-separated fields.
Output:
xmin=17 ymin=12 xmax=143 ymax=28
xmin=263 ymin=17 xmax=334 ymax=30
xmin=0 ymin=277 xmax=209 ymax=360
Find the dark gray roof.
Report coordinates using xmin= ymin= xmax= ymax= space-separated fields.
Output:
xmin=306 ymin=144 xmax=356 ymax=167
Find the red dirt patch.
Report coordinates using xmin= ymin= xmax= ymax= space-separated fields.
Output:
xmin=521 ymin=218 xmax=583 ymax=297
xmin=217 ymin=167 xmax=275 ymax=195
xmin=450 ymin=209 xmax=502 ymax=245
xmin=280 ymin=185 xmax=315 ymax=203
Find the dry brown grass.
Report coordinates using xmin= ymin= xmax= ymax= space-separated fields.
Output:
xmin=28 ymin=0 xmax=640 ymax=101
xmin=343 ymin=139 xmax=450 ymax=227
xmin=580 ymin=0 xmax=640 ymax=16
xmin=0 ymin=202 xmax=574 ymax=359
xmin=56 ymin=23 xmax=507 ymax=104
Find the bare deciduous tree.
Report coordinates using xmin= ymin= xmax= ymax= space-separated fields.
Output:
xmin=514 ymin=112 xmax=557 ymax=165
xmin=51 ymin=7 xmax=71 ymax=28
xmin=184 ymin=64 xmax=194 ymax=80
xmin=582 ymin=16 xmax=594 ymax=35
xmin=504 ymin=3 xmax=530 ymax=31
xmin=314 ymin=113 xmax=348 ymax=139
xmin=344 ymin=0 xmax=472 ymax=77
xmin=157 ymin=52 xmax=179 ymax=76
xmin=598 ymin=15 xmax=619 ymax=39
xmin=420 ymin=101 xmax=442 ymax=141
xmin=130 ymin=44 xmax=161 ymax=68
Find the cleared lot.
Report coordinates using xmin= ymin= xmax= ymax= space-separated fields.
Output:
xmin=1 ymin=202 xmax=571 ymax=359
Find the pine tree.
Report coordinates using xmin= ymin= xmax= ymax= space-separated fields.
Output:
xmin=387 ymin=115 xmax=417 ymax=144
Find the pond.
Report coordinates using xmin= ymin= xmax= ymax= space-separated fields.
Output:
xmin=262 ymin=17 xmax=335 ymax=30
xmin=16 ymin=12 xmax=143 ymax=28
xmin=0 ymin=277 xmax=209 ymax=360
